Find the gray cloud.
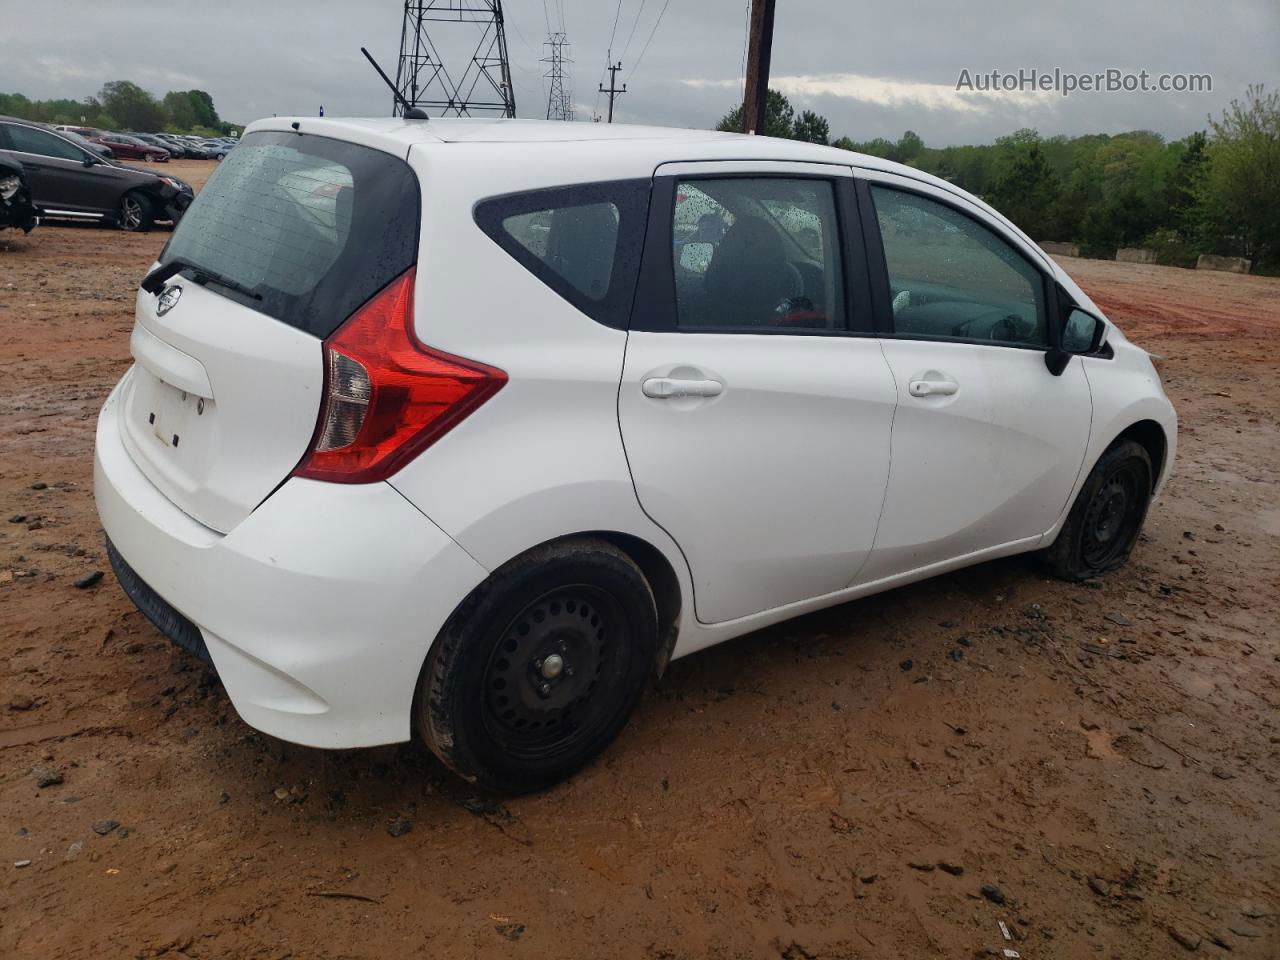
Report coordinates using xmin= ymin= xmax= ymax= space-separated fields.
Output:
xmin=3 ymin=0 xmax=1277 ymax=144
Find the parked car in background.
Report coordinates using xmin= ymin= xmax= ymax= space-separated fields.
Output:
xmin=53 ymin=124 xmax=103 ymax=138
xmin=0 ymin=116 xmax=192 ymax=230
xmin=94 ymin=118 xmax=1176 ymax=793
xmin=131 ymin=133 xmax=182 ymax=156
xmin=151 ymin=134 xmax=199 ymax=159
xmin=184 ymin=136 xmax=216 ymax=160
xmin=0 ymin=155 xmax=39 ymax=232
xmin=48 ymin=127 xmax=114 ymax=159
xmin=91 ymin=133 xmax=170 ymax=162
xmin=204 ymin=139 xmax=234 ymax=160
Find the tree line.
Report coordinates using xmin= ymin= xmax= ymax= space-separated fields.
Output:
xmin=717 ymin=85 xmax=1280 ymax=273
xmin=0 ymin=81 xmax=235 ymax=137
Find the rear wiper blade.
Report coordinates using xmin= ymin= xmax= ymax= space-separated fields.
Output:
xmin=140 ymin=257 xmax=263 ymax=301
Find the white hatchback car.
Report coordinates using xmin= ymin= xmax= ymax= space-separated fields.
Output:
xmin=95 ymin=117 xmax=1176 ymax=792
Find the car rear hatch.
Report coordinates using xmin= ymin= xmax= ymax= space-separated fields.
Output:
xmin=117 ymin=128 xmax=420 ymax=533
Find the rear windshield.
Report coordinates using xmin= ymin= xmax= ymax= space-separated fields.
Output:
xmin=161 ymin=130 xmax=419 ymax=338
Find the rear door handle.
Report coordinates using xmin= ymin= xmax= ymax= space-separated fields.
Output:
xmin=642 ymin=377 xmax=724 ymax=399
xmin=908 ymin=378 xmax=959 ymax=398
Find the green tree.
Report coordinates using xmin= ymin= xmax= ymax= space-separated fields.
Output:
xmin=1200 ymin=84 xmax=1280 ymax=267
xmin=716 ymin=88 xmax=796 ymax=138
xmin=99 ymin=80 xmax=164 ymax=130
xmin=895 ymin=130 xmax=923 ymax=163
xmin=162 ymin=90 xmax=198 ymax=130
xmin=792 ymin=110 xmax=830 ymax=145
xmin=989 ymin=142 xmax=1062 ymax=240
xmin=185 ymin=89 xmax=220 ymax=128
xmin=1164 ymin=132 xmax=1209 ymax=238
xmin=838 ymin=136 xmax=895 ymax=159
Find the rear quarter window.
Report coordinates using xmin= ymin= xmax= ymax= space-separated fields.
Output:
xmin=160 ymin=130 xmax=419 ymax=338
xmin=474 ymin=179 xmax=650 ymax=329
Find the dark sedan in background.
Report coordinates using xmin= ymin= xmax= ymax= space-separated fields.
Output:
xmin=0 ymin=117 xmax=192 ymax=231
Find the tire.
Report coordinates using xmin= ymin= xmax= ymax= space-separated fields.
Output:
xmin=417 ymin=537 xmax=658 ymax=794
xmin=116 ymin=191 xmax=154 ymax=232
xmin=1043 ymin=440 xmax=1153 ymax=581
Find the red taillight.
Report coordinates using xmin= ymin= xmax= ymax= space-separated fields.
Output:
xmin=294 ymin=268 xmax=506 ymax=484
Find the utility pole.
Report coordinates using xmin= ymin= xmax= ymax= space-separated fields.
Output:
xmin=598 ymin=61 xmax=626 ymax=123
xmin=742 ymin=0 xmax=776 ymax=135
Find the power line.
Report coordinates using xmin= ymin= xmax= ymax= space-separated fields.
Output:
xmin=626 ymin=0 xmax=672 ymax=82
xmin=607 ymin=0 xmax=624 ymax=55
xmin=506 ymin=7 xmax=537 ymax=56
xmin=619 ymin=0 xmax=649 ymax=64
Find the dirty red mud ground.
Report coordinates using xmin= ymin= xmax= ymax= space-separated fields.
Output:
xmin=1 ymin=162 xmax=1277 ymax=958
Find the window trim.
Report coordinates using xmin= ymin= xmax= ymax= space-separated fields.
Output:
xmin=858 ymin=177 xmax=1060 ymax=352
xmin=473 ymin=178 xmax=651 ymax=331
xmin=629 ymin=170 xmax=874 ymax=337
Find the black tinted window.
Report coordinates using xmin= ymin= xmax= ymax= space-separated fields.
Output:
xmin=474 ymin=179 xmax=649 ymax=329
xmin=161 ymin=130 xmax=419 ymax=338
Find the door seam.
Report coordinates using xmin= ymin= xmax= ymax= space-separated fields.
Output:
xmin=615 ymin=329 xmax=704 ymax=623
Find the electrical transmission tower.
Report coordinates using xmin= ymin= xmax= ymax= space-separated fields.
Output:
xmin=394 ymin=1 xmax=516 ymax=117
xmin=543 ymin=33 xmax=573 ymax=121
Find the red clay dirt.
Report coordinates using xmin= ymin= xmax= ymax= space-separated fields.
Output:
xmin=1 ymin=161 xmax=1277 ymax=958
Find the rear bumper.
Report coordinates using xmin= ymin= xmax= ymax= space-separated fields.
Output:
xmin=94 ymin=377 xmax=488 ymax=748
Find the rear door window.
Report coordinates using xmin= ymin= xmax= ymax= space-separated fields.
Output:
xmin=672 ymin=177 xmax=844 ymax=331
xmin=4 ymin=124 xmax=85 ymax=162
xmin=160 ymin=130 xmax=419 ymax=338
xmin=474 ymin=179 xmax=649 ymax=329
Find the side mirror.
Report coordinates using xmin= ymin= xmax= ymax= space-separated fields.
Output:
xmin=678 ymin=241 xmax=714 ymax=275
xmin=1062 ymin=307 xmax=1107 ymax=354
xmin=1044 ymin=308 xmax=1106 ymax=376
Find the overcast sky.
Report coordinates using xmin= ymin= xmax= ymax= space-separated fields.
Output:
xmin=4 ymin=0 xmax=1277 ymax=144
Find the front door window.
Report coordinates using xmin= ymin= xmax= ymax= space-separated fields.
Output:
xmin=871 ymin=186 xmax=1046 ymax=348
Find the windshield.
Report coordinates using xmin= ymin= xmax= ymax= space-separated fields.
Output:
xmin=160 ymin=130 xmax=420 ymax=338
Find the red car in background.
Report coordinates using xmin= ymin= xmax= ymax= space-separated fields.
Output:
xmin=90 ymin=133 xmax=170 ymax=162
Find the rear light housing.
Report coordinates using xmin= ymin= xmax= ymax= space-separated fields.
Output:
xmin=294 ymin=267 xmax=506 ymax=483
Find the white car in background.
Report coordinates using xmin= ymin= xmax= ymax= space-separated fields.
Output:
xmin=95 ymin=117 xmax=1176 ymax=792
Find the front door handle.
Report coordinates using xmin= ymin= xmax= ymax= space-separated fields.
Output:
xmin=642 ymin=377 xmax=724 ymax=399
xmin=908 ymin=378 xmax=959 ymax=398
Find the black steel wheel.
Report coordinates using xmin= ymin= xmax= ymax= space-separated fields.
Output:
xmin=1044 ymin=439 xmax=1154 ymax=581
xmin=417 ymin=538 xmax=658 ymax=794
xmin=481 ymin=585 xmax=627 ymax=761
